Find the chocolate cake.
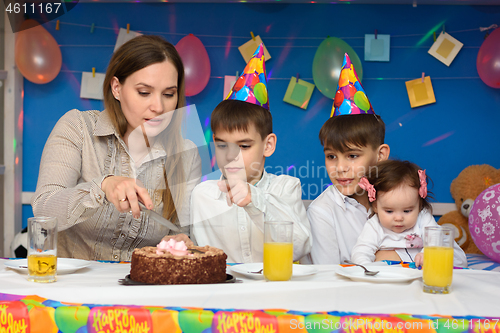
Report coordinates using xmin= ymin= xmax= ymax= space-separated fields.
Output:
xmin=129 ymin=244 xmax=228 ymax=285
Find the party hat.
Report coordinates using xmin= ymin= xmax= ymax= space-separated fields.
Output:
xmin=331 ymin=53 xmax=374 ymax=117
xmin=225 ymin=44 xmax=269 ymax=110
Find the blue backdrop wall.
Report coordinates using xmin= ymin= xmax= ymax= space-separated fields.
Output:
xmin=22 ymin=3 xmax=500 ymax=226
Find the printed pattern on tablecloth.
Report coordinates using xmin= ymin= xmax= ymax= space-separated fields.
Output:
xmin=1 ymin=292 xmax=500 ymax=333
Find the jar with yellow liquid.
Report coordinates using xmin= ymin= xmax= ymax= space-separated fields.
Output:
xmin=423 ymin=226 xmax=454 ymax=294
xmin=263 ymin=221 xmax=293 ymax=281
xmin=28 ymin=217 xmax=58 ymax=283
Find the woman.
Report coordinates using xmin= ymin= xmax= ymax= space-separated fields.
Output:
xmin=31 ymin=35 xmax=201 ymax=261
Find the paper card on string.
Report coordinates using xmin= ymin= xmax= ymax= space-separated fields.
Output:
xmin=114 ymin=28 xmax=142 ymax=52
xmin=283 ymin=77 xmax=315 ymax=110
xmin=364 ymin=34 xmax=390 ymax=62
xmin=428 ymin=32 xmax=463 ymax=66
xmin=405 ymin=76 xmax=436 ymax=108
xmin=80 ymin=72 xmax=105 ymax=100
xmin=223 ymin=75 xmax=237 ymax=99
xmin=238 ymin=35 xmax=271 ymax=63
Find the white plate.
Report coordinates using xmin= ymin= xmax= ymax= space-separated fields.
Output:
xmin=4 ymin=258 xmax=91 ymax=275
xmin=334 ymin=265 xmax=422 ymax=283
xmin=230 ymin=263 xmax=317 ymax=279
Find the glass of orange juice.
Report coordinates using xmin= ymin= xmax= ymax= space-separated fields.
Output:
xmin=423 ymin=226 xmax=454 ymax=294
xmin=28 ymin=217 xmax=58 ymax=283
xmin=263 ymin=221 xmax=293 ymax=281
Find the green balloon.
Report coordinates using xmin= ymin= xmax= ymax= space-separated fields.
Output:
xmin=353 ymin=91 xmax=370 ymax=111
xmin=179 ymin=309 xmax=214 ymax=333
xmin=312 ymin=37 xmax=363 ymax=99
xmin=254 ymin=82 xmax=268 ymax=105
xmin=55 ymin=306 xmax=90 ymax=333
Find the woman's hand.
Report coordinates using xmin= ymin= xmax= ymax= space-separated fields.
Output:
xmin=374 ymin=250 xmax=401 ymax=262
xmin=161 ymin=234 xmax=194 ymax=247
xmin=101 ymin=176 xmax=153 ymax=219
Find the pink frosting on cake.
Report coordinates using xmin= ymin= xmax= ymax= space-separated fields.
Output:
xmin=156 ymin=239 xmax=191 ymax=256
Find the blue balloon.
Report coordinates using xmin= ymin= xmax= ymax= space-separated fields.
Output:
xmin=259 ymin=73 xmax=266 ymax=84
xmin=339 ymin=100 xmax=352 ymax=115
xmin=235 ymin=86 xmax=250 ymax=101
xmin=354 ymin=81 xmax=364 ymax=93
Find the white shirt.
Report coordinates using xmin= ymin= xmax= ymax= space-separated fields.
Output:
xmin=190 ymin=171 xmax=312 ymax=263
xmin=351 ymin=209 xmax=468 ymax=267
xmin=306 ymin=185 xmax=370 ymax=265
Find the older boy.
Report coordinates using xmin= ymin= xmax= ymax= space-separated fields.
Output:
xmin=191 ymin=45 xmax=311 ymax=263
xmin=308 ymin=53 xmax=390 ymax=265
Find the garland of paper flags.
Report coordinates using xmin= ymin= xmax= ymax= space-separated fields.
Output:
xmin=15 ymin=19 xmax=500 ymax=111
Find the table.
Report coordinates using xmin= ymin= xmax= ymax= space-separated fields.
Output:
xmin=1 ymin=259 xmax=499 ymax=332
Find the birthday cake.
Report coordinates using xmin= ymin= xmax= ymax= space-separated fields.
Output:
xmin=129 ymin=239 xmax=228 ymax=285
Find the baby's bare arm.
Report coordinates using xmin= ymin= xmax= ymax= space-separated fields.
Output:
xmin=374 ymin=250 xmax=401 ymax=262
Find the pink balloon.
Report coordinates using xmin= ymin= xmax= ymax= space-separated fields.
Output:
xmin=175 ymin=34 xmax=211 ymax=96
xmin=15 ymin=19 xmax=62 ymax=84
xmin=477 ymin=28 xmax=500 ymax=89
xmin=469 ymin=184 xmax=500 ymax=263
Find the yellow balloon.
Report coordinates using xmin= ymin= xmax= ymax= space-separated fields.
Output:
xmin=348 ymin=67 xmax=358 ymax=84
xmin=338 ymin=69 xmax=350 ymax=87
xmin=245 ymin=58 xmax=264 ymax=74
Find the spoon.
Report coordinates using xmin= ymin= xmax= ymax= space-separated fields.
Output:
xmin=343 ymin=260 xmax=379 ymax=276
xmin=249 ymin=269 xmax=263 ymax=274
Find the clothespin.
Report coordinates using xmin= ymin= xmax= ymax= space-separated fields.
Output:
xmin=90 ymin=23 xmax=95 ymax=33
xmin=250 ymin=31 xmax=255 ymax=41
xmin=375 ymin=29 xmax=378 ymax=39
xmin=127 ymin=23 xmax=130 ymax=34
xmin=56 ymin=20 xmax=60 ymax=30
xmin=480 ymin=24 xmax=498 ymax=40
xmin=92 ymin=67 xmax=96 ymax=78
xmin=296 ymin=73 xmax=299 ymax=83
xmin=421 ymin=72 xmax=425 ymax=83
xmin=433 ymin=32 xmax=436 ymax=42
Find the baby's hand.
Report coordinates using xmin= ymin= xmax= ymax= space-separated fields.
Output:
xmin=217 ymin=179 xmax=252 ymax=207
xmin=414 ymin=253 xmax=424 ymax=268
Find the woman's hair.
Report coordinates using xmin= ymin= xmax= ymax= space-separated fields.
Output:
xmin=211 ymin=100 xmax=273 ymax=140
xmin=103 ymin=35 xmax=186 ymax=223
xmin=319 ymin=114 xmax=385 ymax=152
xmin=366 ymin=159 xmax=433 ymax=213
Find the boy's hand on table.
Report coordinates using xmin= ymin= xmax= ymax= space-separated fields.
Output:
xmin=218 ymin=179 xmax=252 ymax=207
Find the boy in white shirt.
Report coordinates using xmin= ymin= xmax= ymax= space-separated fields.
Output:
xmin=307 ymin=53 xmax=390 ymax=265
xmin=191 ymin=45 xmax=312 ymax=263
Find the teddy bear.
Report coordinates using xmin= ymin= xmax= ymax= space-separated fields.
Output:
xmin=438 ymin=164 xmax=500 ymax=254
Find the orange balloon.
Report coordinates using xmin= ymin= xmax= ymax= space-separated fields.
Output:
xmin=15 ymin=19 xmax=62 ymax=84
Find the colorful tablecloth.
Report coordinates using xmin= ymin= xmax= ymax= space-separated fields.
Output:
xmin=1 ymin=292 xmax=500 ymax=333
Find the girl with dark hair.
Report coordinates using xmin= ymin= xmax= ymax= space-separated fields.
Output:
xmin=351 ymin=160 xmax=466 ymax=267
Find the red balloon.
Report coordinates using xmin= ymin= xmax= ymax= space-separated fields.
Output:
xmin=233 ymin=76 xmax=246 ymax=92
xmin=175 ymin=34 xmax=211 ymax=96
xmin=15 ymin=19 xmax=62 ymax=84
xmin=248 ymin=73 xmax=259 ymax=88
xmin=334 ymin=90 xmax=344 ymax=108
xmin=342 ymin=84 xmax=357 ymax=100
xmin=477 ymin=28 xmax=500 ymax=89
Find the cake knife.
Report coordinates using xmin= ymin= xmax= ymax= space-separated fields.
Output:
xmin=138 ymin=202 xmax=181 ymax=232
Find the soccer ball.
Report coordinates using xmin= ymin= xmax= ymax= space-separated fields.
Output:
xmin=10 ymin=227 xmax=28 ymax=258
